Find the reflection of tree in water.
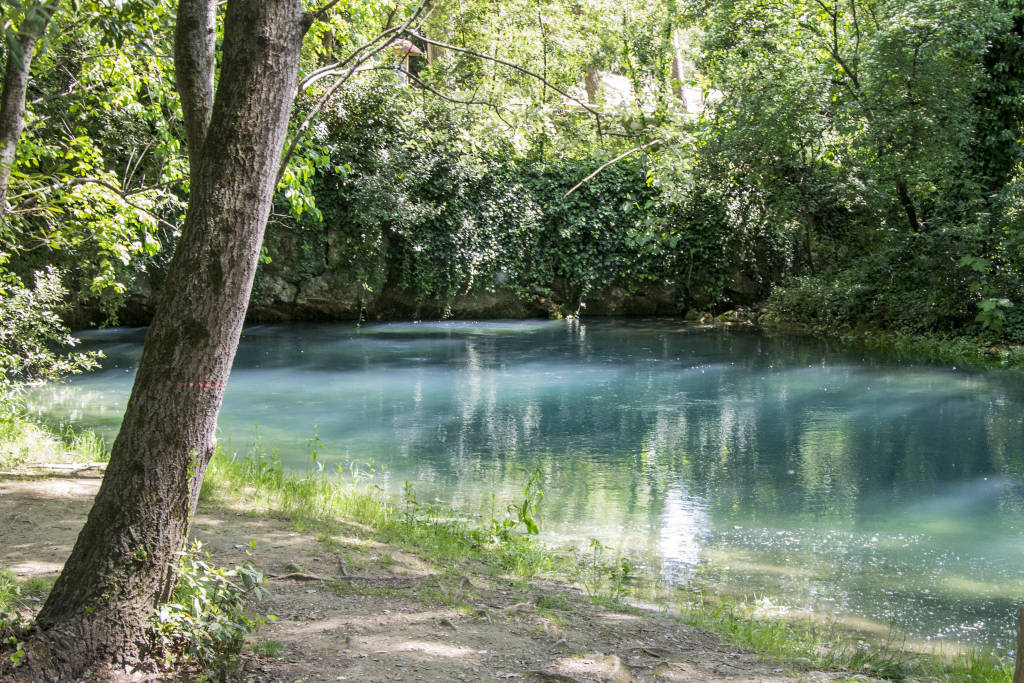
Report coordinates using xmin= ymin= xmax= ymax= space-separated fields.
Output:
xmin=36 ymin=322 xmax=1024 ymax=534
xmin=37 ymin=321 xmax=1024 ymax=648
xmin=404 ymin=332 xmax=1021 ymax=541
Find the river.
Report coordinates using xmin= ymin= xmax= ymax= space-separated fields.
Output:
xmin=28 ymin=319 xmax=1024 ymax=651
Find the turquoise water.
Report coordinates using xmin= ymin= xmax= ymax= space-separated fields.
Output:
xmin=30 ymin=319 xmax=1024 ymax=650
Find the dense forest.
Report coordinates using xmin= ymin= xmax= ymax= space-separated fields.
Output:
xmin=4 ymin=0 xmax=1024 ymax=350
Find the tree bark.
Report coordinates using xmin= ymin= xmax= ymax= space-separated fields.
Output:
xmin=584 ymin=64 xmax=598 ymax=104
xmin=0 ymin=3 xmax=55 ymax=219
xmin=174 ymin=0 xmax=217 ymax=170
xmin=14 ymin=1 xmax=310 ymax=679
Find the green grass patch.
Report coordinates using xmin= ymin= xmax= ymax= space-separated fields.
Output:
xmin=0 ymin=408 xmax=107 ymax=468
xmin=534 ymin=594 xmax=572 ymax=611
xmin=199 ymin=447 xmax=556 ymax=578
xmin=251 ymin=639 xmax=285 ymax=657
xmin=674 ymin=594 xmax=1015 ymax=681
xmin=0 ymin=569 xmax=19 ymax=615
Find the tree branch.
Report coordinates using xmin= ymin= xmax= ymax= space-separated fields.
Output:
xmin=311 ymin=0 xmax=345 ymax=23
xmin=9 ymin=177 xmax=179 ymax=232
xmin=297 ymin=25 xmax=403 ymax=92
xmin=360 ymin=66 xmax=509 ymax=118
xmin=277 ymin=5 xmax=427 ymax=185
xmin=404 ymin=29 xmax=603 ymax=126
xmin=564 ymin=140 xmax=660 ymax=197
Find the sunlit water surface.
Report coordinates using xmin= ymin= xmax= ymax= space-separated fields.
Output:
xmin=29 ymin=320 xmax=1024 ymax=651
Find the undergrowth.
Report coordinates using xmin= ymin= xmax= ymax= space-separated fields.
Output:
xmin=150 ymin=541 xmax=271 ymax=680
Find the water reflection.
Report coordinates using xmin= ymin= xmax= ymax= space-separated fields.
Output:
xmin=28 ymin=319 xmax=1024 ymax=650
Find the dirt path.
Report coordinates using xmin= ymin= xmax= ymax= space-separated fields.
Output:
xmin=0 ymin=475 xmax=856 ymax=682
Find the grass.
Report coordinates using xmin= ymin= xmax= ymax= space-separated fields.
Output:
xmin=674 ymin=594 xmax=1016 ymax=681
xmin=0 ymin=569 xmax=18 ymax=615
xmin=199 ymin=447 xmax=561 ymax=579
xmin=251 ymin=639 xmax=285 ymax=657
xmin=0 ymin=408 xmax=107 ymax=469
xmin=762 ymin=319 xmax=1024 ymax=371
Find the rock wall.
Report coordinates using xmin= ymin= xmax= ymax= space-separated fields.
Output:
xmin=103 ymin=267 xmax=764 ymax=327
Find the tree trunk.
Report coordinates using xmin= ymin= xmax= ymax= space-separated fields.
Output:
xmin=670 ymin=53 xmax=683 ymax=102
xmin=896 ymin=178 xmax=923 ymax=232
xmin=584 ymin=64 xmax=598 ymax=104
xmin=173 ymin=0 xmax=217 ymax=171
xmin=14 ymin=1 xmax=310 ymax=679
xmin=0 ymin=4 xmax=54 ymax=218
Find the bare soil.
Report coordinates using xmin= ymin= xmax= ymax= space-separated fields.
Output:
xmin=0 ymin=473 xmax=859 ymax=682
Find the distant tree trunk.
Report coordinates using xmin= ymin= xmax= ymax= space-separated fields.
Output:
xmin=670 ymin=53 xmax=683 ymax=102
xmin=426 ymin=42 xmax=442 ymax=64
xmin=895 ymin=178 xmax=923 ymax=232
xmin=803 ymin=214 xmax=816 ymax=275
xmin=0 ymin=3 xmax=55 ymax=218
xmin=584 ymin=64 xmax=598 ymax=104
xmin=13 ymin=0 xmax=310 ymax=679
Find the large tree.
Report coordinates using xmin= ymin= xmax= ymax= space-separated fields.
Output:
xmin=6 ymin=0 xmax=311 ymax=678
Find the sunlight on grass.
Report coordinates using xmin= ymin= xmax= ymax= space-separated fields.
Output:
xmin=0 ymin=410 xmax=107 ymax=468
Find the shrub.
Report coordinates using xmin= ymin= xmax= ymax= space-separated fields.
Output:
xmin=0 ymin=267 xmax=100 ymax=397
xmin=150 ymin=542 xmax=271 ymax=679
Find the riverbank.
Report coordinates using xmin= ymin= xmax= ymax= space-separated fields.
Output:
xmin=0 ymin=411 xmax=1016 ymax=681
xmin=698 ymin=306 xmax=1024 ymax=370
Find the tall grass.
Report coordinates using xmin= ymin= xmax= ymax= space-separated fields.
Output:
xmin=199 ymin=447 xmax=558 ymax=577
xmin=674 ymin=594 xmax=1016 ymax=681
xmin=0 ymin=408 xmax=107 ymax=468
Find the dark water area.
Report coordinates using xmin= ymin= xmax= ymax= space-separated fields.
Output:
xmin=30 ymin=319 xmax=1024 ymax=651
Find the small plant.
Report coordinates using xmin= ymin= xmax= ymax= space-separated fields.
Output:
xmin=0 ymin=569 xmax=38 ymax=668
xmin=401 ymin=479 xmax=445 ymax=523
xmin=482 ymin=468 xmax=544 ymax=540
xmin=570 ymin=539 xmax=635 ymax=600
xmin=150 ymin=541 xmax=272 ymax=678
xmin=308 ymin=428 xmax=325 ymax=472
xmin=251 ymin=639 xmax=285 ymax=657
xmin=0 ymin=571 xmax=24 ymax=668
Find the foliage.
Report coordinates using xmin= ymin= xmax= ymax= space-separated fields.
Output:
xmin=690 ymin=0 xmax=1024 ymax=342
xmin=569 ymin=538 xmax=635 ymax=600
xmin=150 ymin=542 xmax=271 ymax=678
xmin=1 ymin=0 xmax=182 ymax=305
xmin=256 ymin=79 xmax=764 ymax=316
xmin=482 ymin=467 xmax=544 ymax=539
xmin=0 ymin=0 xmax=1018 ymax=347
xmin=0 ymin=268 xmax=100 ymax=395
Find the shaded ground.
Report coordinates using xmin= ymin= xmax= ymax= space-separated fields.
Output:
xmin=0 ymin=473 xmax=860 ymax=682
